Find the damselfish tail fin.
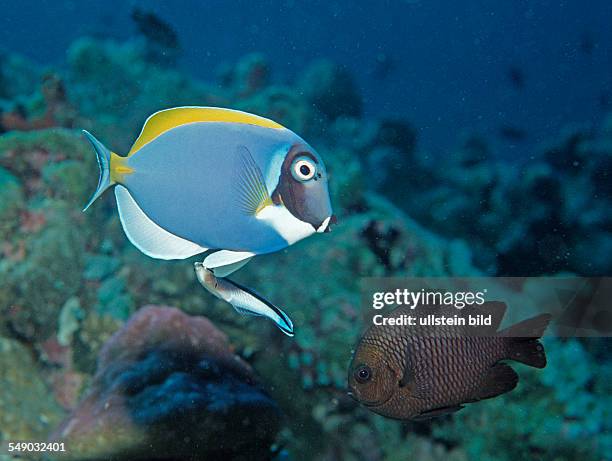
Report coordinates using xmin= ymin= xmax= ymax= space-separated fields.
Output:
xmin=501 ymin=313 xmax=552 ymax=368
xmin=82 ymin=130 xmax=114 ymax=212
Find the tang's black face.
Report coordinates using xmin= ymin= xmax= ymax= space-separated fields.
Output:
xmin=272 ymin=144 xmax=334 ymax=232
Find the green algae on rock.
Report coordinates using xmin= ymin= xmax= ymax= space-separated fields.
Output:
xmin=0 ymin=337 xmax=64 ymax=446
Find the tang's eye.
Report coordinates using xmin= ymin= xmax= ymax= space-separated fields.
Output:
xmin=291 ymin=157 xmax=316 ymax=181
xmin=354 ymin=365 xmax=372 ymax=384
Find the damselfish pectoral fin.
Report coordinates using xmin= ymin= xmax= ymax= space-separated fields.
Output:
xmin=399 ymin=346 xmax=413 ymax=388
xmin=194 ymin=262 xmax=294 ymax=336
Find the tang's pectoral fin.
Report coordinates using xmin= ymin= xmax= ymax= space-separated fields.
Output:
xmin=233 ymin=145 xmax=273 ymax=215
xmin=411 ymin=405 xmax=464 ymax=421
xmin=202 ymin=250 xmax=255 ymax=277
xmin=194 ymin=262 xmax=294 ymax=337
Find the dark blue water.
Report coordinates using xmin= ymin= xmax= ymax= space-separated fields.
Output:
xmin=2 ymin=0 xmax=611 ymax=156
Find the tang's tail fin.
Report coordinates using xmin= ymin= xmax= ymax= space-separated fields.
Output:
xmin=501 ymin=313 xmax=552 ymax=368
xmin=82 ymin=130 xmax=114 ymax=212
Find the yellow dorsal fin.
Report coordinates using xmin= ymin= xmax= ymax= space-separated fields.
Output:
xmin=128 ymin=106 xmax=285 ymax=155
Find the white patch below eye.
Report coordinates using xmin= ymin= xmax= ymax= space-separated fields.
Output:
xmin=256 ymin=205 xmax=315 ymax=245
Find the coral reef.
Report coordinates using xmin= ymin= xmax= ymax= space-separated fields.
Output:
xmin=0 ymin=37 xmax=609 ymax=461
xmin=365 ymin=125 xmax=612 ymax=276
xmin=0 ymin=337 xmax=64 ymax=449
xmin=0 ymin=73 xmax=77 ymax=132
xmin=0 ymin=50 xmax=40 ymax=103
xmin=232 ymin=53 xmax=271 ymax=97
xmin=298 ymin=59 xmax=363 ymax=120
xmin=66 ymin=37 xmax=222 ymax=150
xmin=51 ymin=306 xmax=281 ymax=461
xmin=430 ymin=338 xmax=612 ymax=461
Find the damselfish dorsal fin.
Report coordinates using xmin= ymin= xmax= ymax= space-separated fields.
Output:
xmin=129 ymin=106 xmax=285 ymax=155
xmin=115 ymin=185 xmax=207 ymax=260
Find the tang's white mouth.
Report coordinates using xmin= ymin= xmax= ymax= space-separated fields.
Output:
xmin=316 ymin=216 xmax=331 ymax=233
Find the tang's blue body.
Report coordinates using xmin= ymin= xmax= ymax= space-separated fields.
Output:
xmin=124 ymin=122 xmax=302 ymax=253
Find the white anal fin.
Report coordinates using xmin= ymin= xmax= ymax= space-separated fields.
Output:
xmin=203 ymin=250 xmax=255 ymax=277
xmin=115 ymin=185 xmax=207 ymax=260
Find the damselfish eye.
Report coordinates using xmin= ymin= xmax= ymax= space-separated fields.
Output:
xmin=354 ymin=365 xmax=372 ymax=384
xmin=291 ymin=157 xmax=316 ymax=181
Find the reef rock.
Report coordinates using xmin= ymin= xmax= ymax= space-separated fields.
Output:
xmin=0 ymin=336 xmax=64 ymax=445
xmin=233 ymin=53 xmax=271 ymax=97
xmin=51 ymin=306 xmax=281 ymax=461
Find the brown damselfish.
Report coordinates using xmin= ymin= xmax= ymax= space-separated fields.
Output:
xmin=348 ymin=302 xmax=551 ymax=420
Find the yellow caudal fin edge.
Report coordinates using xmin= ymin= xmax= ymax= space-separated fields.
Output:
xmin=128 ymin=106 xmax=285 ymax=155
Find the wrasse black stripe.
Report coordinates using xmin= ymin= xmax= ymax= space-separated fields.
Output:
xmin=226 ymin=278 xmax=293 ymax=329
